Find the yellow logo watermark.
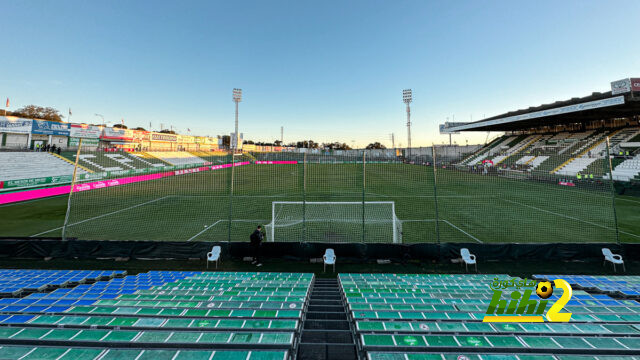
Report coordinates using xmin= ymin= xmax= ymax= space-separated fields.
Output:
xmin=482 ymin=278 xmax=572 ymax=323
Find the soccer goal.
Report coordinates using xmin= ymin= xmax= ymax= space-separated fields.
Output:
xmin=265 ymin=201 xmax=402 ymax=243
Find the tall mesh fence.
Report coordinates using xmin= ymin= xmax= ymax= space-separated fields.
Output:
xmin=62 ymin=143 xmax=620 ymax=244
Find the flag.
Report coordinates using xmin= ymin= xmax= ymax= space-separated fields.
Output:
xmin=121 ymin=118 xmax=124 ymax=125
xmin=5 ymin=98 xmax=8 ymax=108
xmin=187 ymin=128 xmax=191 ymax=132
xmin=68 ymin=108 xmax=72 ymax=116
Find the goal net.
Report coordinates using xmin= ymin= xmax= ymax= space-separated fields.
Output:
xmin=265 ymin=201 xmax=402 ymax=243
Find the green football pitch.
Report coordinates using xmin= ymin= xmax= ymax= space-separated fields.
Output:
xmin=1 ymin=164 xmax=639 ymax=243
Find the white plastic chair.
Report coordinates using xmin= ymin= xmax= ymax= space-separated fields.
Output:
xmin=207 ymin=246 xmax=221 ymax=269
xmin=602 ymin=248 xmax=625 ymax=273
xmin=323 ymin=248 xmax=336 ymax=273
xmin=460 ymin=248 xmax=477 ymax=272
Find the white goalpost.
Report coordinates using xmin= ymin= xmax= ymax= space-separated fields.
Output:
xmin=265 ymin=201 xmax=402 ymax=243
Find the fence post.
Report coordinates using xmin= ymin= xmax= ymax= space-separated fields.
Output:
xmin=432 ymin=144 xmax=441 ymax=245
xmin=61 ymin=139 xmax=83 ymax=241
xmin=605 ymin=137 xmax=620 ymax=245
xmin=362 ymin=151 xmax=366 ymax=243
xmin=227 ymin=151 xmax=235 ymax=242
xmin=302 ymin=152 xmax=307 ymax=243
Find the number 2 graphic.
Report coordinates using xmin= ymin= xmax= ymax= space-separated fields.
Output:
xmin=546 ymin=279 xmax=573 ymax=322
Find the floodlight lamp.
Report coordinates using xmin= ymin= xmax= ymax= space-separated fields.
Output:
xmin=403 ymin=89 xmax=412 ymax=103
xmin=233 ymin=88 xmax=242 ymax=102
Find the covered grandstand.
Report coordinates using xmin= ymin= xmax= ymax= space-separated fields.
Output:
xmin=442 ymin=82 xmax=640 ymax=182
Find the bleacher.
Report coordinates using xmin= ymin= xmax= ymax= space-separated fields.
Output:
xmin=608 ymin=154 xmax=640 ymax=181
xmin=146 ymin=151 xmax=208 ymax=166
xmin=534 ymin=274 xmax=640 ymax=298
xmin=0 ymin=269 xmax=125 ymax=298
xmin=61 ymin=151 xmax=169 ymax=173
xmin=489 ymin=134 xmax=539 ymax=164
xmin=0 ymin=270 xmax=312 ymax=360
xmin=0 ymin=152 xmax=86 ymax=182
xmin=552 ymin=128 xmax=640 ymax=177
xmin=459 ymin=136 xmax=514 ymax=165
xmin=457 ymin=127 xmax=640 ymax=180
xmin=554 ymin=157 xmax=599 ymax=177
xmin=340 ymin=273 xmax=640 ymax=359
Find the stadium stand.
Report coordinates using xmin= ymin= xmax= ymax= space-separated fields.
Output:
xmin=341 ymin=273 xmax=640 ymax=359
xmin=456 ymin=125 xmax=640 ymax=180
xmin=189 ymin=151 xmax=231 ymax=163
xmin=60 ymin=151 xmax=169 ymax=172
xmin=488 ymin=135 xmax=539 ymax=165
xmin=459 ymin=136 xmax=516 ymax=165
xmin=0 ymin=270 xmax=125 ymax=298
xmin=146 ymin=151 xmax=208 ymax=166
xmin=533 ymin=274 xmax=640 ymax=297
xmin=608 ymin=154 xmax=640 ymax=181
xmin=0 ymin=152 xmax=87 ymax=182
xmin=0 ymin=271 xmax=311 ymax=360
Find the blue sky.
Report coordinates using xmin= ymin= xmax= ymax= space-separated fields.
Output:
xmin=2 ymin=1 xmax=639 ymax=147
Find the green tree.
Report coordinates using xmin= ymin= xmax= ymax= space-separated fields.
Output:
xmin=221 ymin=135 xmax=230 ymax=148
xmin=14 ymin=105 xmax=64 ymax=122
xmin=366 ymin=142 xmax=386 ymax=150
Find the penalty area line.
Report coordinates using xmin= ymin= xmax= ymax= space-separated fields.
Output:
xmin=187 ymin=220 xmax=224 ymax=242
xmin=441 ymin=219 xmax=483 ymax=243
xmin=499 ymin=197 xmax=640 ymax=239
xmin=29 ymin=196 xmax=171 ymax=237
xmin=400 ymin=219 xmax=483 ymax=243
xmin=187 ymin=219 xmax=270 ymax=242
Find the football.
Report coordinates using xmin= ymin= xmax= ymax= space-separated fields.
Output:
xmin=536 ymin=281 xmax=553 ymax=299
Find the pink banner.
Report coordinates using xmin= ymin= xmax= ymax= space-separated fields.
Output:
xmin=0 ymin=162 xmax=252 ymax=205
xmin=558 ymin=181 xmax=576 ymax=187
xmin=0 ymin=185 xmax=72 ymax=205
xmin=73 ymin=172 xmax=171 ymax=192
xmin=211 ymin=161 xmax=251 ymax=170
xmin=255 ymin=161 xmax=298 ymax=165
xmin=174 ymin=166 xmax=211 ymax=176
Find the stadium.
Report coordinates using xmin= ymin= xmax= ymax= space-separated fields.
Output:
xmin=1 ymin=79 xmax=639 ymax=360
xmin=2 ymin=2 xmax=640 ymax=360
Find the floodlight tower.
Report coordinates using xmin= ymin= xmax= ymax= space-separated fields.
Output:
xmin=232 ymin=88 xmax=242 ymax=151
xmin=403 ymin=89 xmax=412 ymax=158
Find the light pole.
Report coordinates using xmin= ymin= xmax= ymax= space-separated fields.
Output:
xmin=233 ymin=88 xmax=242 ymax=151
xmin=94 ymin=114 xmax=105 ymax=127
xmin=403 ymin=89 xmax=412 ymax=159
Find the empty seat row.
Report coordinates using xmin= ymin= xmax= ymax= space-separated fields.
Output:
xmin=0 ymin=271 xmax=313 ymax=359
xmin=0 ymin=346 xmax=288 ymax=360
xmin=340 ymin=273 xmax=640 ymax=359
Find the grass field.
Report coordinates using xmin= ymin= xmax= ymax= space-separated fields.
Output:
xmin=1 ymin=163 xmax=639 ymax=243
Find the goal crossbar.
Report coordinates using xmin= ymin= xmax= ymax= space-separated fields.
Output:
xmin=268 ymin=201 xmax=401 ymax=243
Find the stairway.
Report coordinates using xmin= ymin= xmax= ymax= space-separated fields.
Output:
xmin=297 ymin=278 xmax=358 ymax=360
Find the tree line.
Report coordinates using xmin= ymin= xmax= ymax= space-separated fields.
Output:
xmin=242 ymin=140 xmax=387 ymax=150
xmin=5 ymin=105 xmax=389 ymax=150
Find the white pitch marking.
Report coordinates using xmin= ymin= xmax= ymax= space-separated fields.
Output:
xmin=29 ymin=196 xmax=170 ymax=237
xmin=442 ymin=219 xmax=483 ymax=243
xmin=187 ymin=220 xmax=223 ymax=241
xmin=499 ymin=197 xmax=640 ymax=239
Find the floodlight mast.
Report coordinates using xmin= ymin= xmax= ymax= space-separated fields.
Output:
xmin=403 ymin=89 xmax=412 ymax=159
xmin=232 ymin=88 xmax=242 ymax=151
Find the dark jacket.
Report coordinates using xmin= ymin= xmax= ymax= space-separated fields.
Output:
xmin=250 ymin=229 xmax=263 ymax=246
